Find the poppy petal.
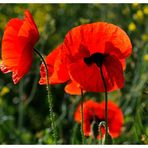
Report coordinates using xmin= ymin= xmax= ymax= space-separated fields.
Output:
xmin=24 ymin=10 xmax=39 ymax=39
xmin=39 ymin=45 xmax=60 ymax=85
xmin=18 ymin=10 xmax=39 ymax=45
xmin=64 ymin=80 xmax=82 ymax=95
xmin=39 ymin=44 xmax=69 ymax=85
xmin=104 ymin=55 xmax=124 ymax=91
xmin=68 ymin=55 xmax=124 ymax=93
xmin=50 ymin=49 xmax=69 ymax=84
xmin=1 ymin=19 xmax=23 ymax=69
xmin=119 ymin=59 xmax=126 ymax=70
xmin=68 ymin=59 xmax=105 ymax=92
xmin=64 ymin=22 xmax=132 ymax=60
xmin=0 ymin=64 xmax=12 ymax=74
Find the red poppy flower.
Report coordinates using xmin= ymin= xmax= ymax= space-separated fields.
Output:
xmin=63 ymin=22 xmax=132 ymax=92
xmin=74 ymin=99 xmax=124 ymax=139
xmin=39 ymin=22 xmax=132 ymax=94
xmin=0 ymin=10 xmax=39 ymax=84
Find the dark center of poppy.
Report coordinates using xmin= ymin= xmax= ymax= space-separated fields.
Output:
xmin=90 ymin=116 xmax=103 ymax=138
xmin=84 ymin=52 xmax=106 ymax=67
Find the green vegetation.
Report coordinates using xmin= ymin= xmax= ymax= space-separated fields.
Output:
xmin=0 ymin=3 xmax=148 ymax=144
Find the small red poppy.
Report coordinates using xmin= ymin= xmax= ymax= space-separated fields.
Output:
xmin=39 ymin=22 xmax=132 ymax=94
xmin=0 ymin=10 xmax=39 ymax=84
xmin=74 ymin=99 xmax=124 ymax=139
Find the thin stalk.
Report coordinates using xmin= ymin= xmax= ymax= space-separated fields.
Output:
xmin=34 ymin=48 xmax=57 ymax=144
xmin=99 ymin=65 xmax=108 ymax=144
xmin=26 ymin=65 xmax=39 ymax=105
xmin=80 ymin=89 xmax=85 ymax=144
xmin=18 ymin=81 xmax=24 ymax=130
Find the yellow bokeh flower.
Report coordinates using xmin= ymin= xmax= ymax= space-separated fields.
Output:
xmin=132 ymin=3 xmax=140 ymax=9
xmin=142 ymin=34 xmax=148 ymax=42
xmin=133 ymin=10 xmax=144 ymax=22
xmin=143 ymin=6 xmax=148 ymax=15
xmin=143 ymin=54 xmax=148 ymax=61
xmin=128 ymin=22 xmax=136 ymax=31
xmin=0 ymin=86 xmax=10 ymax=96
xmin=122 ymin=7 xmax=130 ymax=15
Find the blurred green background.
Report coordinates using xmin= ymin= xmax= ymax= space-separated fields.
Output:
xmin=0 ymin=3 xmax=148 ymax=144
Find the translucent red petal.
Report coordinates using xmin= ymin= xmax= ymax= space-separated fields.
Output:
xmin=0 ymin=10 xmax=39 ymax=84
xmin=39 ymin=44 xmax=69 ymax=85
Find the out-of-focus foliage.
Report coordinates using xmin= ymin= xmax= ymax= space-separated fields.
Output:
xmin=0 ymin=4 xmax=148 ymax=144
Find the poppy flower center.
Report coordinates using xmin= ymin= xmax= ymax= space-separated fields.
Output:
xmin=84 ymin=52 xmax=106 ymax=67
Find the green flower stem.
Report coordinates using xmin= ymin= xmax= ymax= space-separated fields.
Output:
xmin=99 ymin=65 xmax=108 ymax=144
xmin=34 ymin=48 xmax=57 ymax=144
xmin=18 ymin=81 xmax=24 ymax=130
xmin=80 ymin=89 xmax=85 ymax=144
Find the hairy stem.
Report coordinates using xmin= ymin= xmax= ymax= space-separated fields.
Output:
xmin=80 ymin=89 xmax=85 ymax=144
xmin=18 ymin=81 xmax=24 ymax=130
xmin=99 ymin=65 xmax=108 ymax=144
xmin=34 ymin=48 xmax=57 ymax=144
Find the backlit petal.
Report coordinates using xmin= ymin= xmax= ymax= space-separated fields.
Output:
xmin=64 ymin=22 xmax=132 ymax=60
xmin=68 ymin=56 xmax=124 ymax=92
xmin=1 ymin=10 xmax=39 ymax=84
xmin=104 ymin=55 xmax=124 ymax=91
xmin=39 ymin=44 xmax=69 ymax=85
xmin=64 ymin=80 xmax=82 ymax=95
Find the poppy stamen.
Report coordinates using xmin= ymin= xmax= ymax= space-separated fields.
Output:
xmin=84 ymin=53 xmax=107 ymax=67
